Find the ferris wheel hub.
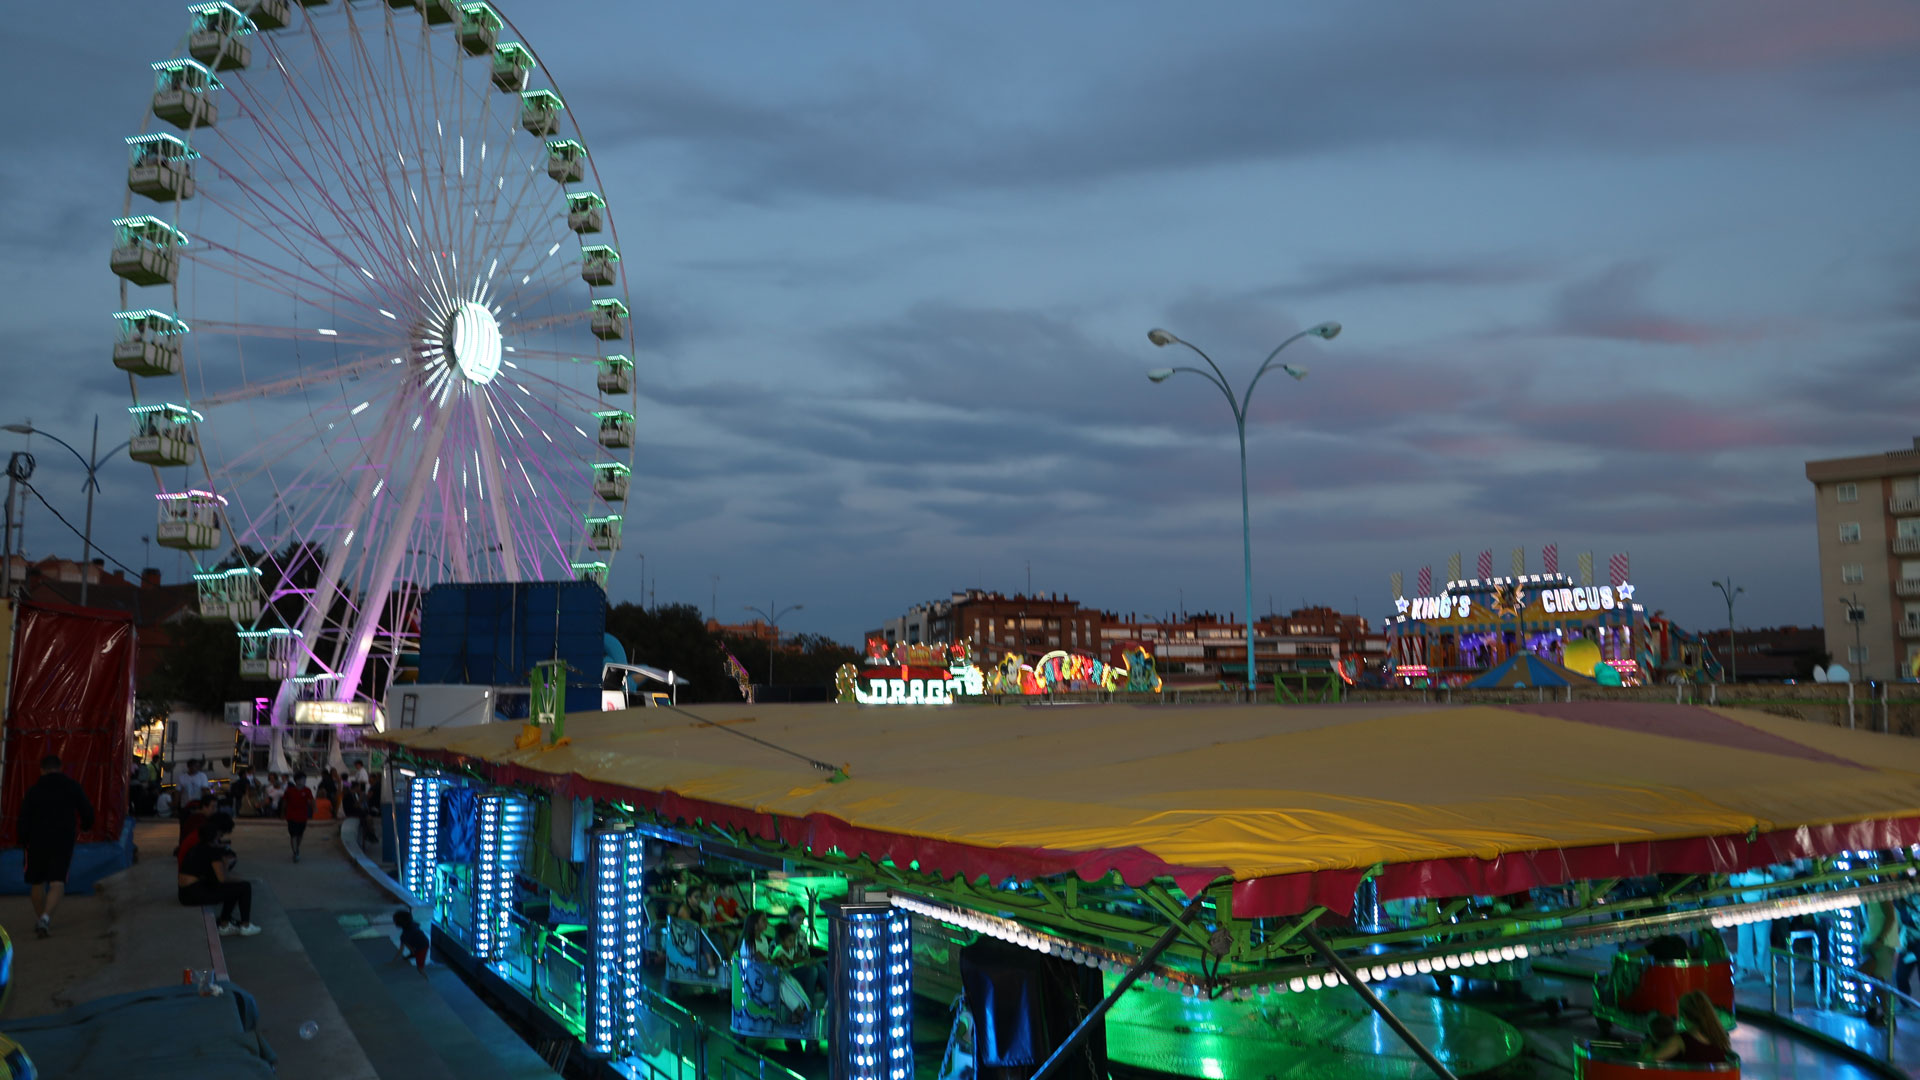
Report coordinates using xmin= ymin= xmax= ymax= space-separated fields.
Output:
xmin=448 ymin=300 xmax=503 ymax=385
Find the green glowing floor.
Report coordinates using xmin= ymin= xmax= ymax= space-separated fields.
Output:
xmin=1104 ymin=978 xmax=1524 ymax=1079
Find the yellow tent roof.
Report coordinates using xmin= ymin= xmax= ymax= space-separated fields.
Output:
xmin=373 ymin=700 xmax=1920 ymax=917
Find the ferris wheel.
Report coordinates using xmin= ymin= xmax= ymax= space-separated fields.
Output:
xmin=111 ymin=0 xmax=636 ymax=718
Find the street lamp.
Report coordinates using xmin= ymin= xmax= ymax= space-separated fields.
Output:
xmin=743 ymin=601 xmax=803 ymax=687
xmin=1709 ymin=578 xmax=1743 ymax=683
xmin=4 ymin=418 xmax=132 ymax=606
xmin=1839 ymin=594 xmax=1867 ymax=682
xmin=1145 ymin=321 xmax=1340 ymax=698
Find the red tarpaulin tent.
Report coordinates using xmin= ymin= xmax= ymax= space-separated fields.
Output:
xmin=1 ymin=599 xmax=135 ymax=851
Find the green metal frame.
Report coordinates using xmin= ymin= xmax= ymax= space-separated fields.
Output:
xmin=1272 ymin=670 xmax=1344 ymax=704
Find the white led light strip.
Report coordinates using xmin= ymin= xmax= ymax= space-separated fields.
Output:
xmin=895 ymin=875 xmax=1920 ymax=1002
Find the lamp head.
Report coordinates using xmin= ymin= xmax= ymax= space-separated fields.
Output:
xmin=1281 ymin=364 xmax=1309 ymax=381
xmin=1308 ymin=321 xmax=1342 ymax=340
xmin=1 ymin=424 xmax=32 ymax=435
xmin=1147 ymin=368 xmax=1175 ymax=383
xmin=1146 ymin=328 xmax=1179 ymax=347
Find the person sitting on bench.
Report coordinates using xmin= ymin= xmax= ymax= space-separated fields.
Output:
xmin=177 ymin=819 xmax=262 ymax=937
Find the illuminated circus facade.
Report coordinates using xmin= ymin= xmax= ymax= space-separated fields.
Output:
xmin=1385 ymin=573 xmax=1720 ymax=686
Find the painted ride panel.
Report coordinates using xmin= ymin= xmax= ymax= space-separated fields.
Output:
xmin=1575 ymin=1040 xmax=1739 ymax=1079
xmin=729 ymin=949 xmax=823 ymax=1042
xmin=663 ymin=916 xmax=726 ymax=991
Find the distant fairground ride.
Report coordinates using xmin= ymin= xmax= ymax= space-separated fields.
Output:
xmin=112 ymin=1 xmax=636 ymax=720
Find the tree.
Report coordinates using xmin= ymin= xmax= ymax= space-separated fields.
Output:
xmin=605 ymin=602 xmax=733 ymax=703
xmin=143 ymin=617 xmax=274 ymax=715
xmin=603 ymin=603 xmax=859 ymax=703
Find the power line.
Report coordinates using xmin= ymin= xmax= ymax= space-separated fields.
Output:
xmin=659 ymin=702 xmax=846 ymax=779
xmin=18 ymin=481 xmax=140 ymax=578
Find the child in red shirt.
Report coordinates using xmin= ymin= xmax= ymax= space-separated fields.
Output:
xmin=282 ymin=773 xmax=316 ymax=862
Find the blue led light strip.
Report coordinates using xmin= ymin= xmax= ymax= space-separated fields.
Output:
xmin=405 ymin=775 xmax=449 ymax=901
xmin=586 ymin=827 xmax=646 ymax=1057
xmin=837 ymin=905 xmax=913 ymax=1080
xmin=472 ymin=792 xmax=530 ymax=961
xmin=1834 ymin=855 xmax=1867 ymax=1010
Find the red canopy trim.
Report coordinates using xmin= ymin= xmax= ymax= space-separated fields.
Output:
xmin=383 ymin=740 xmax=1920 ymax=921
xmin=1227 ymin=817 xmax=1920 ymax=918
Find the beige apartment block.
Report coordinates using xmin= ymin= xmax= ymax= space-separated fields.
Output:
xmin=1806 ymin=437 xmax=1920 ymax=681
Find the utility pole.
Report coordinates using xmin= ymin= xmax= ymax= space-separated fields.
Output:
xmin=1710 ymin=578 xmax=1743 ymax=683
xmin=1 ymin=452 xmax=30 ymax=598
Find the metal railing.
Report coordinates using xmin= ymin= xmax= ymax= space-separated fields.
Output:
xmin=1892 ymin=496 xmax=1920 ymax=515
xmin=428 ymin=871 xmax=805 ymax=1080
xmin=1769 ymin=944 xmax=1920 ymax=1065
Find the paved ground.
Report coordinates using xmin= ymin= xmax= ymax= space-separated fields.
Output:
xmin=0 ymin=817 xmax=555 ymax=1080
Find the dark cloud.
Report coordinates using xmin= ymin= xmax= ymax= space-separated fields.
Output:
xmin=569 ymin=2 xmax=1920 ymax=204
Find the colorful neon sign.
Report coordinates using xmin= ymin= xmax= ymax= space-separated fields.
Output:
xmin=852 ymin=666 xmax=956 ymax=705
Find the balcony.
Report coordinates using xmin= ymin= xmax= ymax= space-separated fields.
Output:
xmin=1900 ymin=579 xmax=1920 ymax=598
xmin=1893 ymin=495 xmax=1920 ymax=514
xmin=1896 ymin=536 xmax=1920 ymax=554
xmin=1904 ymin=619 xmax=1920 ymax=640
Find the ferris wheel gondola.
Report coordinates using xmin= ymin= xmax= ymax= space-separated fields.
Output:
xmin=113 ymin=0 xmax=638 ymax=721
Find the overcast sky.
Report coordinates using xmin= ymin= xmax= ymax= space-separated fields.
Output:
xmin=4 ymin=1 xmax=1918 ymax=643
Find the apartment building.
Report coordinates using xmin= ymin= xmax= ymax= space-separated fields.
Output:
xmin=1806 ymin=437 xmax=1920 ymax=680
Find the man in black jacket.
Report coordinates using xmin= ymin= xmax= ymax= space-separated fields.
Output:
xmin=19 ymin=755 xmax=95 ymax=938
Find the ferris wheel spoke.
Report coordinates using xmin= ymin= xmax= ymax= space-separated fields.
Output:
xmin=189 ymin=147 xmax=405 ymax=314
xmin=291 ymin=382 xmax=425 ymax=703
xmin=192 ymin=351 xmax=407 ymax=409
xmin=493 ymin=263 xmax=587 ymax=326
xmin=298 ymin=10 xmax=416 ymax=258
xmin=241 ymin=35 xmax=415 ymax=282
xmin=207 ymin=100 xmax=401 ymax=296
xmin=190 ymin=150 xmax=419 ymax=330
xmin=182 ymin=246 xmax=399 ymax=335
xmin=466 ymin=389 xmax=523 ymax=579
xmin=461 ymin=145 xmax=557 ymax=298
xmin=484 ymin=386 xmax=583 ymax=568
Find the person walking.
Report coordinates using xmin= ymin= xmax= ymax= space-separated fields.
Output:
xmin=282 ymin=772 xmax=315 ymax=862
xmin=18 ymin=755 xmax=95 ymax=938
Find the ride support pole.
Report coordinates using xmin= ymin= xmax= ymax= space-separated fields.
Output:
xmin=1302 ymin=925 xmax=1462 ymax=1080
xmin=1030 ymin=892 xmax=1206 ymax=1080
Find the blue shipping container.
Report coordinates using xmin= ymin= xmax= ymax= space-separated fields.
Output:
xmin=417 ymin=581 xmax=606 ymax=712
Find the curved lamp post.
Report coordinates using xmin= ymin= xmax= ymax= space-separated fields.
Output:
xmin=4 ymin=418 xmax=132 ymax=606
xmin=1709 ymin=578 xmax=1742 ymax=683
xmin=1145 ymin=321 xmax=1340 ymax=698
xmin=743 ymin=601 xmax=803 ymax=687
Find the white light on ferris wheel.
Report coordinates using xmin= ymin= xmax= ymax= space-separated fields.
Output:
xmin=451 ymin=300 xmax=502 ymax=385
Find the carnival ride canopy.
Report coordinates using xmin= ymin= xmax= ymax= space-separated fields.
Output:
xmin=1463 ymin=652 xmax=1597 ymax=689
xmin=375 ymin=701 xmax=1920 ymax=918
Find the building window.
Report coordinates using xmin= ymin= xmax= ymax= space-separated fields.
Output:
xmin=1836 ymin=482 xmax=1858 ymax=503
xmin=1842 ymin=564 xmax=1865 ymax=583
xmin=1848 ymin=646 xmax=1870 ymax=665
xmin=1839 ymin=522 xmax=1861 ymax=544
